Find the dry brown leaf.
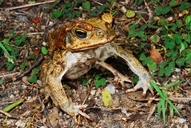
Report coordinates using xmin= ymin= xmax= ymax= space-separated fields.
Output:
xmin=32 ymin=17 xmax=42 ymax=23
xmin=150 ymin=48 xmax=163 ymax=63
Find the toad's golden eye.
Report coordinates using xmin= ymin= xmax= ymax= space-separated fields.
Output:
xmin=74 ymin=29 xmax=87 ymax=38
xmin=96 ymin=29 xmax=104 ymax=37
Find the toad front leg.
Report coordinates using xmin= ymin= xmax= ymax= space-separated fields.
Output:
xmin=107 ymin=43 xmax=154 ymax=95
xmin=40 ymin=51 xmax=90 ymax=120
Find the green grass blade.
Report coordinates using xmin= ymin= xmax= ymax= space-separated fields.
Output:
xmin=0 ymin=41 xmax=14 ymax=63
xmin=158 ymin=98 xmax=164 ymax=118
xmin=161 ymin=98 xmax=166 ymax=123
xmin=163 ymin=81 xmax=180 ymax=88
xmin=3 ymin=98 xmax=24 ymax=112
xmin=169 ymin=105 xmax=174 ymax=118
xmin=150 ymin=81 xmax=167 ymax=99
xmin=167 ymin=100 xmax=181 ymax=115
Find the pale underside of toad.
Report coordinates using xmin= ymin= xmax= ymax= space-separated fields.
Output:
xmin=40 ymin=13 xmax=154 ymax=119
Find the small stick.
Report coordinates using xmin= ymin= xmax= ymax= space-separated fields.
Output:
xmin=5 ymin=0 xmax=56 ymax=11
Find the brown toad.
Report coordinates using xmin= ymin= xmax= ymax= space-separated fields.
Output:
xmin=40 ymin=13 xmax=153 ymax=119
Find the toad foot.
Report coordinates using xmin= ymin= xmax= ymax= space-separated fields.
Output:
xmin=126 ymin=79 xmax=154 ymax=96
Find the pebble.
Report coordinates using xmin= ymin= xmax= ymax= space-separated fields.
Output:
xmin=105 ymin=84 xmax=115 ymax=94
xmin=15 ymin=15 xmax=28 ymax=22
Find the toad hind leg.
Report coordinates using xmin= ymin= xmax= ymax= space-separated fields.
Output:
xmin=48 ymin=76 xmax=89 ymax=118
xmin=108 ymin=42 xmax=154 ymax=95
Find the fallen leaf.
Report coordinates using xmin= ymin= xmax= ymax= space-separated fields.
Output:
xmin=150 ymin=48 xmax=163 ymax=63
xmin=48 ymin=107 xmax=59 ymax=127
xmin=33 ymin=48 xmax=41 ymax=55
xmin=32 ymin=17 xmax=42 ymax=23
xmin=101 ymin=89 xmax=112 ymax=107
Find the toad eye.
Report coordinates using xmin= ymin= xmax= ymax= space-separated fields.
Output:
xmin=74 ymin=29 xmax=87 ymax=38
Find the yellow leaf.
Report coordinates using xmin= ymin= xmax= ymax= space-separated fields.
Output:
xmin=101 ymin=89 xmax=112 ymax=107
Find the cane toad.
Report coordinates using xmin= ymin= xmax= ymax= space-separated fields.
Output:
xmin=40 ymin=13 xmax=153 ymax=119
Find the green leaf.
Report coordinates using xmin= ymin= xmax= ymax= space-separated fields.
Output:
xmin=137 ymin=30 xmax=147 ymax=40
xmin=148 ymin=61 xmax=157 ymax=71
xmin=94 ymin=74 xmax=101 ymax=80
xmin=165 ymin=41 xmax=175 ymax=50
xmin=28 ymin=73 xmax=37 ymax=83
xmin=95 ymin=78 xmax=106 ymax=87
xmin=150 ymin=34 xmax=160 ymax=43
xmin=0 ymin=79 xmax=3 ymax=85
xmin=125 ymin=10 xmax=135 ymax=18
xmin=160 ymin=61 xmax=167 ymax=68
xmin=180 ymin=42 xmax=185 ymax=53
xmin=82 ymin=1 xmax=91 ymax=10
xmin=132 ymin=75 xmax=139 ymax=83
xmin=155 ymin=6 xmax=171 ymax=15
xmin=185 ymin=15 xmax=191 ymax=30
xmin=52 ymin=10 xmax=62 ymax=20
xmin=185 ymin=53 xmax=191 ymax=64
xmin=176 ymin=20 xmax=182 ymax=28
xmin=20 ymin=61 xmax=28 ymax=72
xmin=3 ymin=98 xmax=24 ymax=112
xmin=65 ymin=2 xmax=72 ymax=8
xmin=169 ymin=51 xmax=178 ymax=61
xmin=82 ymin=79 xmax=89 ymax=86
xmin=41 ymin=46 xmax=48 ymax=55
xmin=99 ymin=78 xmax=106 ymax=86
xmin=179 ymin=2 xmax=191 ymax=12
xmin=14 ymin=33 xmax=27 ymax=46
xmin=169 ymin=0 xmax=178 ymax=7
xmin=175 ymin=58 xmax=185 ymax=67
xmin=151 ymin=0 xmax=159 ymax=4
xmin=7 ymin=63 xmax=15 ymax=71
xmin=164 ymin=62 xmax=175 ymax=76
xmin=158 ymin=69 xmax=164 ymax=76
xmin=134 ymin=0 xmax=143 ymax=5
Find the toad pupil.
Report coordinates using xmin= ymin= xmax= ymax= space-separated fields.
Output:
xmin=74 ymin=29 xmax=87 ymax=38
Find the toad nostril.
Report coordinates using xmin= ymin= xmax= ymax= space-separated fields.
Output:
xmin=96 ymin=30 xmax=104 ymax=37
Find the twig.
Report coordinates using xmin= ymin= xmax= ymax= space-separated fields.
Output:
xmin=91 ymin=0 xmax=103 ymax=6
xmin=0 ymin=110 xmax=17 ymax=119
xmin=5 ymin=0 xmax=57 ymax=11
xmin=143 ymin=0 xmax=153 ymax=20
xmin=27 ymin=32 xmax=44 ymax=37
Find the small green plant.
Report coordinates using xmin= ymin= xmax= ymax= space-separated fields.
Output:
xmin=154 ymin=0 xmax=191 ymax=15
xmin=150 ymin=81 xmax=181 ymax=123
xmin=80 ymin=73 xmax=107 ymax=87
xmin=44 ymin=0 xmax=113 ymax=20
xmin=128 ymin=23 xmax=147 ymax=40
xmin=94 ymin=74 xmax=107 ymax=87
xmin=131 ymin=14 xmax=191 ymax=77
xmin=27 ymin=68 xmax=39 ymax=83
xmin=0 ymin=30 xmax=28 ymax=71
xmin=0 ymin=30 xmax=41 ymax=84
